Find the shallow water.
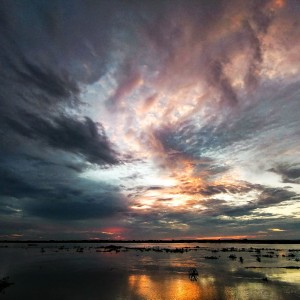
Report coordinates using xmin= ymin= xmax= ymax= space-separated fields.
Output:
xmin=0 ymin=243 xmax=300 ymax=299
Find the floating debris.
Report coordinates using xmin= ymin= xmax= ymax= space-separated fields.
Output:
xmin=288 ymin=253 xmax=296 ymax=258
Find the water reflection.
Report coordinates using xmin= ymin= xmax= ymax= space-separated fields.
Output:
xmin=228 ymin=282 xmax=288 ymax=300
xmin=0 ymin=243 xmax=300 ymax=299
xmin=128 ymin=274 xmax=214 ymax=299
xmin=128 ymin=273 xmax=296 ymax=300
xmin=268 ymin=269 xmax=300 ymax=284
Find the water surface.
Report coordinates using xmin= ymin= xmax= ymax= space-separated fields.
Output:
xmin=0 ymin=243 xmax=300 ymax=299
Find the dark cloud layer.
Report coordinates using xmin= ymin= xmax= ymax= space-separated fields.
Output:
xmin=3 ymin=113 xmax=119 ymax=165
xmin=0 ymin=157 xmax=127 ymax=235
xmin=0 ymin=1 xmax=125 ymax=237
xmin=14 ymin=59 xmax=80 ymax=98
xmin=270 ymin=165 xmax=300 ymax=184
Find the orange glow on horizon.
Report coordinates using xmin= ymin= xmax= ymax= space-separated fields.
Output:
xmin=100 ymin=227 xmax=125 ymax=235
xmin=195 ymin=235 xmax=257 ymax=240
xmin=158 ymin=235 xmax=258 ymax=240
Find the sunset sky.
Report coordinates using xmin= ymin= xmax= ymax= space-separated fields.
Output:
xmin=0 ymin=0 xmax=300 ymax=240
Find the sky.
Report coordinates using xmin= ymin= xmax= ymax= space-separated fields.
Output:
xmin=0 ymin=0 xmax=300 ymax=240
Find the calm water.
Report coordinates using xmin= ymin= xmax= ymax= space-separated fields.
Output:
xmin=1 ymin=243 xmax=300 ymax=299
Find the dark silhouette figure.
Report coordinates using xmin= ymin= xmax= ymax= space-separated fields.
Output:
xmin=189 ymin=268 xmax=199 ymax=281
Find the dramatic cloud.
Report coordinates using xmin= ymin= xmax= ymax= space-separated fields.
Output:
xmin=0 ymin=0 xmax=300 ymax=239
xmin=270 ymin=164 xmax=300 ymax=184
xmin=3 ymin=113 xmax=119 ymax=165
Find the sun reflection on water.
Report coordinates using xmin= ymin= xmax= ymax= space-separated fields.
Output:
xmin=268 ymin=269 xmax=300 ymax=284
xmin=127 ymin=269 xmax=300 ymax=300
xmin=128 ymin=274 xmax=217 ymax=300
